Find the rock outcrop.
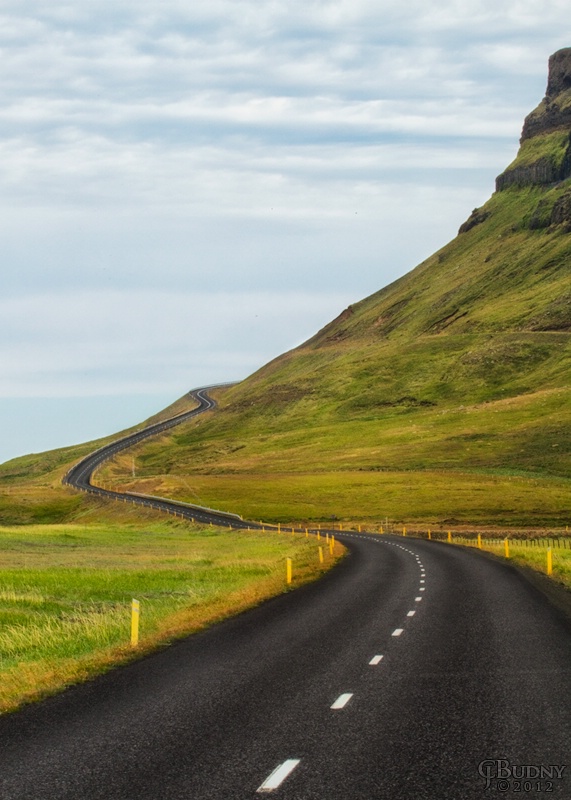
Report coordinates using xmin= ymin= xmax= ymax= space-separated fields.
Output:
xmin=521 ymin=48 xmax=571 ymax=141
xmin=496 ymin=48 xmax=571 ymax=190
xmin=458 ymin=207 xmax=491 ymax=234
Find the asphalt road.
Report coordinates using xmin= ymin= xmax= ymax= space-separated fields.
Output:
xmin=1 ymin=533 xmax=570 ymax=799
xmin=63 ymin=386 xmax=251 ymax=528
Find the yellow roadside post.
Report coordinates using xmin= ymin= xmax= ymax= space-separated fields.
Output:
xmin=428 ymin=530 xmax=431 ymax=540
xmin=131 ymin=599 xmax=140 ymax=647
xmin=278 ymin=522 xmax=281 ymax=534
xmin=286 ymin=558 xmax=292 ymax=585
xmin=358 ymin=525 xmax=361 ymax=533
xmin=477 ymin=533 xmax=482 ymax=549
xmin=305 ymin=528 xmax=308 ymax=538
xmin=504 ymin=538 xmax=510 ymax=558
xmin=329 ymin=536 xmax=334 ymax=555
xmin=380 ymin=526 xmax=384 ymax=534
xmin=403 ymin=526 xmax=406 ymax=537
xmin=317 ymin=531 xmax=321 ymax=541
xmin=447 ymin=531 xmax=452 ymax=543
xmin=319 ymin=546 xmax=324 ymax=564
xmin=547 ymin=548 xmax=553 ymax=576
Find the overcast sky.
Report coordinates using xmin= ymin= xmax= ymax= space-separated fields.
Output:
xmin=1 ymin=0 xmax=569 ymax=463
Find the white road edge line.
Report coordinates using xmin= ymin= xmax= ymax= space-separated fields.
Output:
xmin=392 ymin=628 xmax=404 ymax=636
xmin=331 ymin=692 xmax=354 ymax=710
xmin=369 ymin=655 xmax=384 ymax=665
xmin=257 ymin=759 xmax=301 ymax=793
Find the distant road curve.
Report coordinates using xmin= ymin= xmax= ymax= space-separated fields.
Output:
xmin=63 ymin=385 xmax=253 ymax=529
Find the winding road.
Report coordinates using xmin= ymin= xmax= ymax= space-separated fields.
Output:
xmin=63 ymin=386 xmax=252 ymax=528
xmin=1 ymin=388 xmax=570 ymax=798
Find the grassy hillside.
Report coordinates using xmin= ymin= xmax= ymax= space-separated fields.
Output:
xmin=96 ymin=132 xmax=571 ymax=527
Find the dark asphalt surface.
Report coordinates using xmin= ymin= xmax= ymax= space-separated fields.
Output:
xmin=1 ymin=533 xmax=570 ymax=799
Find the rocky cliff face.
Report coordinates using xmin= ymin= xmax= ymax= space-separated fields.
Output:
xmin=521 ymin=48 xmax=571 ymax=141
xmin=496 ymin=48 xmax=571 ymax=190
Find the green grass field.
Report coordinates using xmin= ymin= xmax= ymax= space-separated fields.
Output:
xmin=0 ymin=520 xmax=341 ymax=714
xmin=96 ymin=383 xmax=571 ymax=528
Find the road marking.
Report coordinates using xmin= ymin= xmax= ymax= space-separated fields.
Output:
xmin=331 ymin=693 xmax=354 ymax=710
xmin=369 ymin=655 xmax=384 ymax=665
xmin=257 ymin=759 xmax=301 ymax=793
xmin=392 ymin=628 xmax=404 ymax=636
xmin=420 ymin=579 xmax=425 ymax=583
xmin=415 ymin=596 xmax=422 ymax=601
xmin=420 ymin=587 xmax=425 ymax=591
xmin=407 ymin=610 xmax=416 ymax=617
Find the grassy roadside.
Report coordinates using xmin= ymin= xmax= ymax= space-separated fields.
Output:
xmin=0 ymin=519 xmax=343 ymax=715
xmin=388 ymin=528 xmax=571 ymax=591
xmin=453 ymin=535 xmax=571 ymax=589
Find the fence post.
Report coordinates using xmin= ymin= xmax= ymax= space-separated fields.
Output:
xmin=131 ymin=599 xmax=140 ymax=647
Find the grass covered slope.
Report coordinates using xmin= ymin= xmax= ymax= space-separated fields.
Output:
xmin=0 ymin=518 xmax=336 ymax=713
xmin=99 ymin=86 xmax=571 ymax=526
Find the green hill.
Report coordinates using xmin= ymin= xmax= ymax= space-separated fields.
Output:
xmin=3 ymin=50 xmax=571 ymax=529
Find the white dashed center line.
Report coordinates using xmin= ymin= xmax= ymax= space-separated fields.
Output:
xmin=415 ymin=596 xmax=422 ymax=602
xmin=420 ymin=587 xmax=425 ymax=591
xmin=392 ymin=628 xmax=404 ymax=636
xmin=331 ymin=693 xmax=354 ymax=710
xmin=407 ymin=610 xmax=416 ymax=617
xmin=257 ymin=759 xmax=301 ymax=793
xmin=420 ymin=579 xmax=425 ymax=583
xmin=369 ymin=655 xmax=384 ymax=665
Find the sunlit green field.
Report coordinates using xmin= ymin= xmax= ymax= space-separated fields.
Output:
xmin=0 ymin=520 xmax=340 ymax=714
xmin=102 ymin=460 xmax=571 ymax=528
